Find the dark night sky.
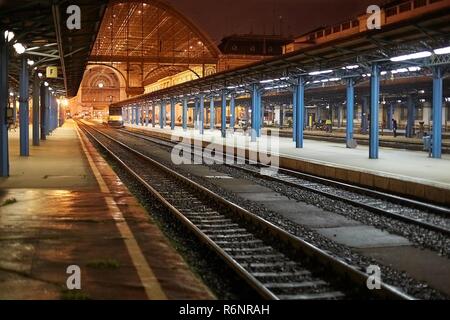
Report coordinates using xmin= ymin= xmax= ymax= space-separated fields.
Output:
xmin=166 ymin=0 xmax=387 ymax=43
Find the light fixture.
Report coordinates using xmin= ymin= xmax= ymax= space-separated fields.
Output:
xmin=380 ymin=71 xmax=387 ymax=75
xmin=390 ymin=51 xmax=431 ymax=62
xmin=434 ymin=46 xmax=450 ymax=55
xmin=419 ymin=90 xmax=425 ymax=94
xmin=38 ymin=72 xmax=43 ymax=78
xmin=309 ymin=70 xmax=333 ymax=76
xmin=9 ymin=92 xmax=14 ymax=97
xmin=44 ymin=81 xmax=49 ymax=86
xmin=27 ymin=59 xmax=34 ymax=66
xmin=342 ymin=65 xmax=359 ymax=70
xmin=98 ymin=82 xmax=104 ymax=88
xmin=13 ymin=42 xmax=26 ymax=54
xmin=4 ymin=30 xmax=14 ymax=42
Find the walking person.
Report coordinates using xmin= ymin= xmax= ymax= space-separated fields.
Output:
xmin=392 ymin=118 xmax=398 ymax=138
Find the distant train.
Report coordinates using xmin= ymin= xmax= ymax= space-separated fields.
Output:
xmin=107 ymin=106 xmax=124 ymax=128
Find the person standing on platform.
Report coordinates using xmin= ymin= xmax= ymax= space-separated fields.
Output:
xmin=392 ymin=118 xmax=398 ymax=138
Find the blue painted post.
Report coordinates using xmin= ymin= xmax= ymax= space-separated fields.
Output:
xmin=432 ymin=66 xmax=443 ymax=159
xmin=221 ymin=91 xmax=227 ymax=138
xmin=406 ymin=95 xmax=415 ymax=138
xmin=387 ymin=103 xmax=394 ymax=130
xmin=40 ymin=84 xmax=46 ymax=140
xmin=130 ymin=106 xmax=134 ymax=124
xmin=346 ymin=78 xmax=354 ymax=148
xmin=137 ymin=105 xmax=141 ymax=125
xmin=210 ymin=97 xmax=214 ymax=130
xmin=160 ymin=101 xmax=165 ymax=129
xmin=292 ymin=90 xmax=297 ymax=141
xmin=19 ymin=57 xmax=29 ymax=156
xmin=0 ymin=34 xmax=9 ymax=176
xmin=257 ymin=90 xmax=262 ymax=137
xmin=230 ymin=94 xmax=235 ymax=131
xmin=170 ymin=99 xmax=175 ymax=130
xmin=145 ymin=105 xmax=149 ymax=126
xmin=32 ymin=73 xmax=40 ymax=146
xmin=251 ymin=84 xmax=258 ymax=142
xmin=182 ymin=98 xmax=188 ymax=131
xmin=199 ymin=94 xmax=204 ymax=135
xmin=369 ymin=63 xmax=380 ymax=159
xmin=45 ymin=91 xmax=50 ymax=135
xmin=295 ymin=77 xmax=305 ymax=148
xmin=152 ymin=103 xmax=156 ymax=127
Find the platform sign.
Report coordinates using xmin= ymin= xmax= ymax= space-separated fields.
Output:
xmin=46 ymin=66 xmax=58 ymax=78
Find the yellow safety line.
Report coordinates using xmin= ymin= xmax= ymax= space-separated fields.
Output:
xmin=74 ymin=122 xmax=167 ymax=300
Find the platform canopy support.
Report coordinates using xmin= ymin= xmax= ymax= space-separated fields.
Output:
xmin=221 ymin=90 xmax=227 ymax=138
xmin=230 ymin=94 xmax=235 ymax=131
xmin=294 ymin=77 xmax=305 ymax=148
xmin=32 ymin=73 xmax=40 ymax=146
xmin=292 ymin=90 xmax=297 ymax=142
xmin=194 ymin=99 xmax=198 ymax=130
xmin=151 ymin=103 xmax=155 ymax=127
xmin=387 ymin=103 xmax=394 ymax=130
xmin=170 ymin=99 xmax=175 ymax=130
xmin=40 ymin=84 xmax=47 ymax=140
xmin=432 ymin=66 xmax=443 ymax=159
xmin=19 ymin=57 xmax=30 ymax=156
xmin=45 ymin=90 xmax=50 ymax=136
xmin=251 ymin=84 xmax=261 ymax=142
xmin=182 ymin=98 xmax=187 ymax=131
xmin=160 ymin=102 xmax=165 ymax=129
xmin=346 ymin=78 xmax=355 ymax=148
xmin=199 ymin=94 xmax=204 ymax=135
xmin=406 ymin=95 xmax=415 ymax=138
xmin=209 ymin=97 xmax=214 ymax=131
xmin=369 ymin=63 xmax=380 ymax=159
xmin=145 ymin=105 xmax=149 ymax=126
xmin=0 ymin=34 xmax=9 ymax=176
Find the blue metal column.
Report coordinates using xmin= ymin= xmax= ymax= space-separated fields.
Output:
xmin=0 ymin=34 xmax=9 ymax=176
xmin=130 ymin=106 xmax=134 ymax=124
xmin=152 ymin=104 xmax=156 ymax=127
xmin=432 ymin=66 xmax=443 ymax=158
xmin=193 ymin=99 xmax=198 ymax=130
xmin=45 ymin=91 xmax=50 ymax=135
xmin=295 ymin=77 xmax=305 ymax=148
xmin=259 ymin=92 xmax=264 ymax=136
xmin=230 ymin=94 xmax=235 ymax=131
xmin=19 ymin=57 xmax=29 ymax=156
xmin=387 ymin=103 xmax=394 ymax=130
xmin=209 ymin=97 xmax=214 ymax=130
xmin=32 ymin=73 xmax=40 ymax=146
xmin=221 ymin=91 xmax=227 ymax=138
xmin=160 ymin=101 xmax=165 ymax=129
xmin=346 ymin=78 xmax=354 ymax=148
xmin=369 ymin=63 xmax=380 ymax=159
xmin=199 ymin=94 xmax=204 ymax=135
xmin=251 ymin=84 xmax=259 ymax=142
xmin=40 ymin=84 xmax=46 ymax=140
xmin=292 ymin=90 xmax=297 ymax=141
xmin=145 ymin=105 xmax=149 ymax=126
xmin=406 ymin=95 xmax=415 ymax=138
xmin=182 ymin=98 xmax=188 ymax=131
xmin=170 ymin=99 xmax=175 ymax=130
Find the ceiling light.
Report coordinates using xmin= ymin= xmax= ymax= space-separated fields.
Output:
xmin=434 ymin=46 xmax=450 ymax=55
xmin=44 ymin=81 xmax=49 ymax=86
xmin=4 ymin=30 xmax=14 ymax=42
xmin=38 ymin=72 xmax=43 ymax=78
xmin=13 ymin=42 xmax=26 ymax=54
xmin=309 ymin=70 xmax=333 ymax=76
xmin=98 ymin=82 xmax=104 ymax=88
xmin=390 ymin=51 xmax=431 ymax=62
xmin=27 ymin=59 xmax=34 ymax=66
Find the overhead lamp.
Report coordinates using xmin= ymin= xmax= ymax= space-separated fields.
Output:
xmin=329 ymin=78 xmax=341 ymax=82
xmin=27 ymin=59 xmax=35 ymax=66
xmin=419 ymin=90 xmax=425 ymax=94
xmin=309 ymin=70 xmax=333 ymax=76
xmin=390 ymin=51 xmax=431 ymax=62
xmin=44 ymin=81 xmax=49 ymax=86
xmin=13 ymin=42 xmax=26 ymax=54
xmin=49 ymin=87 xmax=53 ymax=91
xmin=4 ymin=30 xmax=14 ymax=42
xmin=9 ymin=92 xmax=14 ymax=97
xmin=342 ymin=65 xmax=359 ymax=70
xmin=434 ymin=46 xmax=450 ymax=55
xmin=260 ymin=79 xmax=276 ymax=84
xmin=98 ymin=82 xmax=104 ymax=88
xmin=38 ymin=72 xmax=43 ymax=78
xmin=380 ymin=71 xmax=387 ymax=75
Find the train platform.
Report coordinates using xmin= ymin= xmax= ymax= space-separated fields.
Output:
xmin=125 ymin=124 xmax=450 ymax=206
xmin=0 ymin=120 xmax=214 ymax=300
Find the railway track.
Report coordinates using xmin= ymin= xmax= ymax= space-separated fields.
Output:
xmin=117 ymin=127 xmax=450 ymax=236
xmin=78 ymin=121 xmax=412 ymax=300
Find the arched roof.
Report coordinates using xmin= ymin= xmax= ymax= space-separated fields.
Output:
xmin=91 ymin=0 xmax=220 ymax=63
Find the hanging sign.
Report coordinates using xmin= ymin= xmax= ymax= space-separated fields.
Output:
xmin=46 ymin=66 xmax=58 ymax=78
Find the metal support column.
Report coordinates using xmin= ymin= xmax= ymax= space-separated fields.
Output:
xmin=160 ymin=102 xmax=165 ymax=129
xmin=199 ymin=94 xmax=204 ymax=135
xmin=295 ymin=77 xmax=305 ymax=148
xmin=194 ymin=99 xmax=198 ymax=130
xmin=0 ymin=34 xmax=9 ymax=176
xmin=221 ymin=91 xmax=227 ymax=138
xmin=251 ymin=84 xmax=260 ymax=142
xmin=152 ymin=103 xmax=156 ymax=127
xmin=145 ymin=105 xmax=149 ymax=126
xmin=292 ymin=90 xmax=297 ymax=141
xmin=40 ymin=84 xmax=47 ymax=140
xmin=45 ymin=91 xmax=50 ymax=135
xmin=182 ymin=98 xmax=188 ymax=131
xmin=32 ymin=73 xmax=40 ymax=146
xmin=170 ymin=99 xmax=175 ymax=130
xmin=209 ymin=97 xmax=214 ymax=131
xmin=19 ymin=56 xmax=29 ymax=156
xmin=406 ymin=95 xmax=415 ymax=138
xmin=432 ymin=66 xmax=443 ymax=158
xmin=346 ymin=79 xmax=354 ymax=148
xmin=230 ymin=94 xmax=235 ymax=131
xmin=387 ymin=103 xmax=394 ymax=130
xmin=369 ymin=63 xmax=380 ymax=159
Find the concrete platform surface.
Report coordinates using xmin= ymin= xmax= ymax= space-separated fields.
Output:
xmin=0 ymin=121 xmax=213 ymax=300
